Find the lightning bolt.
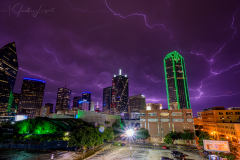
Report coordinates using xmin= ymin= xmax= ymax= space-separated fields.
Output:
xmin=190 ymin=7 xmax=240 ymax=99
xmin=19 ymin=68 xmax=58 ymax=83
xmin=68 ymin=0 xmax=240 ymax=100
xmin=40 ymin=44 xmax=81 ymax=79
xmin=66 ymin=0 xmax=109 ymax=13
xmin=32 ymin=55 xmax=64 ymax=73
xmin=142 ymin=71 xmax=165 ymax=83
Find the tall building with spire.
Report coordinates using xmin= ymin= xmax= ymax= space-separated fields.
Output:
xmin=111 ymin=69 xmax=129 ymax=119
xmin=18 ymin=78 xmax=45 ymax=118
xmin=0 ymin=42 xmax=18 ymax=121
xmin=55 ymin=85 xmax=71 ymax=113
xmin=164 ymin=51 xmax=191 ymax=110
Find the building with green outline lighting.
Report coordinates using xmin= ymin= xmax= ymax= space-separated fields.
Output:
xmin=164 ymin=51 xmax=191 ymax=110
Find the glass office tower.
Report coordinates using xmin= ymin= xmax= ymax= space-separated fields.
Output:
xmin=0 ymin=42 xmax=18 ymax=121
xmin=73 ymin=96 xmax=82 ymax=109
xmin=103 ymin=87 xmax=111 ymax=114
xmin=82 ymin=92 xmax=91 ymax=111
xmin=18 ymin=78 xmax=46 ymax=118
xmin=164 ymin=51 xmax=191 ymax=110
xmin=55 ymin=87 xmax=71 ymax=112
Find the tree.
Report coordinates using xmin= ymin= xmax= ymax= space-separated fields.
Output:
xmin=164 ymin=134 xmax=173 ymax=144
xmin=103 ymin=127 xmax=114 ymax=141
xmin=167 ymin=131 xmax=180 ymax=143
xmin=135 ymin=128 xmax=150 ymax=140
xmin=197 ymin=131 xmax=211 ymax=146
xmin=112 ymin=120 xmax=125 ymax=137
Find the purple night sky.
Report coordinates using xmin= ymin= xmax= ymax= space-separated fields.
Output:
xmin=1 ymin=0 xmax=240 ymax=116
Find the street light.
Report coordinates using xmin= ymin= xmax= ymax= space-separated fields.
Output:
xmin=126 ymin=129 xmax=134 ymax=137
xmin=126 ymin=129 xmax=134 ymax=158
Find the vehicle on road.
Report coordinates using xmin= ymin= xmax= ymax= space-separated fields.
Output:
xmin=173 ymin=153 xmax=185 ymax=159
xmin=121 ymin=143 xmax=126 ymax=146
xmin=162 ymin=146 xmax=168 ymax=149
xmin=171 ymin=151 xmax=183 ymax=156
xmin=161 ymin=157 xmax=172 ymax=160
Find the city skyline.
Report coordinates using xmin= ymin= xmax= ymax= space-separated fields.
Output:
xmin=1 ymin=1 xmax=240 ymax=116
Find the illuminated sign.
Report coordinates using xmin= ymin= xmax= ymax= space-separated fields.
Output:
xmin=15 ymin=115 xmax=28 ymax=121
xmin=203 ymin=140 xmax=230 ymax=153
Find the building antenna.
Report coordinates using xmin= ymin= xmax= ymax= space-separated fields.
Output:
xmin=119 ymin=69 xmax=121 ymax=75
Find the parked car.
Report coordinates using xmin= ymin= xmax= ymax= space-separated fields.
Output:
xmin=162 ymin=146 xmax=168 ymax=149
xmin=174 ymin=153 xmax=185 ymax=159
xmin=161 ymin=157 xmax=171 ymax=160
xmin=173 ymin=157 xmax=185 ymax=160
xmin=203 ymin=150 xmax=211 ymax=154
xmin=121 ymin=143 xmax=126 ymax=146
xmin=171 ymin=151 xmax=183 ymax=156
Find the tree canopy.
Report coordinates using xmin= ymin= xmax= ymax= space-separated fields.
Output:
xmin=135 ymin=128 xmax=150 ymax=139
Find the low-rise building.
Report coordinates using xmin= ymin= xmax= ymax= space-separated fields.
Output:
xmin=140 ymin=109 xmax=194 ymax=142
xmin=40 ymin=106 xmax=50 ymax=117
xmin=51 ymin=110 xmax=121 ymax=128
xmin=146 ymin=103 xmax=162 ymax=111
xmin=201 ymin=107 xmax=240 ymax=143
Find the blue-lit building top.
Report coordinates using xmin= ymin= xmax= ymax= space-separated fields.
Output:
xmin=23 ymin=78 xmax=46 ymax=83
xmin=18 ymin=78 xmax=46 ymax=119
xmin=82 ymin=92 xmax=91 ymax=111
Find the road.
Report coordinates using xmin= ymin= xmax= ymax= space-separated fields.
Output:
xmin=85 ymin=146 xmax=207 ymax=160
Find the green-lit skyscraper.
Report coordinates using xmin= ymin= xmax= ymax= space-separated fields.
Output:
xmin=164 ymin=51 xmax=191 ymax=110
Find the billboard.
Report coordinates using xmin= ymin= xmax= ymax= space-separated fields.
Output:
xmin=203 ymin=140 xmax=230 ymax=152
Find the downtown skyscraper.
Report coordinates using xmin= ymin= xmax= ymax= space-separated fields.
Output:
xmin=111 ymin=70 xmax=129 ymax=119
xmin=103 ymin=86 xmax=112 ymax=114
xmin=82 ymin=92 xmax=91 ymax=111
xmin=0 ymin=42 xmax=18 ymax=121
xmin=164 ymin=51 xmax=191 ymax=110
xmin=55 ymin=86 xmax=71 ymax=113
xmin=73 ymin=96 xmax=82 ymax=109
xmin=18 ymin=78 xmax=45 ymax=118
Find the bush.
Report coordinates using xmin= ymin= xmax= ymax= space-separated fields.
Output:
xmin=113 ymin=142 xmax=122 ymax=146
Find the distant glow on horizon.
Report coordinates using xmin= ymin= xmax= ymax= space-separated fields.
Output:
xmin=114 ymin=74 xmax=116 ymax=77
xmin=125 ymin=74 xmax=127 ymax=77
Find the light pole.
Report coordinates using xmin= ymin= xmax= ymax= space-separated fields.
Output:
xmin=126 ymin=129 xmax=134 ymax=158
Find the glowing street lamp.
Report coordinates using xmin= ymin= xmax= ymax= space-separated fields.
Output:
xmin=126 ymin=129 xmax=134 ymax=137
xmin=126 ymin=129 xmax=134 ymax=158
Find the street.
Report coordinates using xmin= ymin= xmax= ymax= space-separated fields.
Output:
xmin=85 ymin=146 xmax=207 ymax=160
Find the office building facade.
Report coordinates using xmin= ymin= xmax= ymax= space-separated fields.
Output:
xmin=111 ymin=70 xmax=129 ymax=119
xmin=140 ymin=109 xmax=194 ymax=142
xmin=18 ymin=78 xmax=45 ymax=119
xmin=129 ymin=94 xmax=146 ymax=119
xmin=45 ymin=103 xmax=54 ymax=113
xmin=73 ymin=96 xmax=82 ymax=109
xmin=164 ymin=51 xmax=191 ymax=110
xmin=40 ymin=106 xmax=50 ymax=117
xmin=201 ymin=107 xmax=240 ymax=143
xmin=103 ymin=87 xmax=112 ymax=114
xmin=55 ymin=87 xmax=71 ymax=112
xmin=146 ymin=103 xmax=162 ymax=111
xmin=0 ymin=42 xmax=18 ymax=121
xmin=82 ymin=92 xmax=91 ymax=110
